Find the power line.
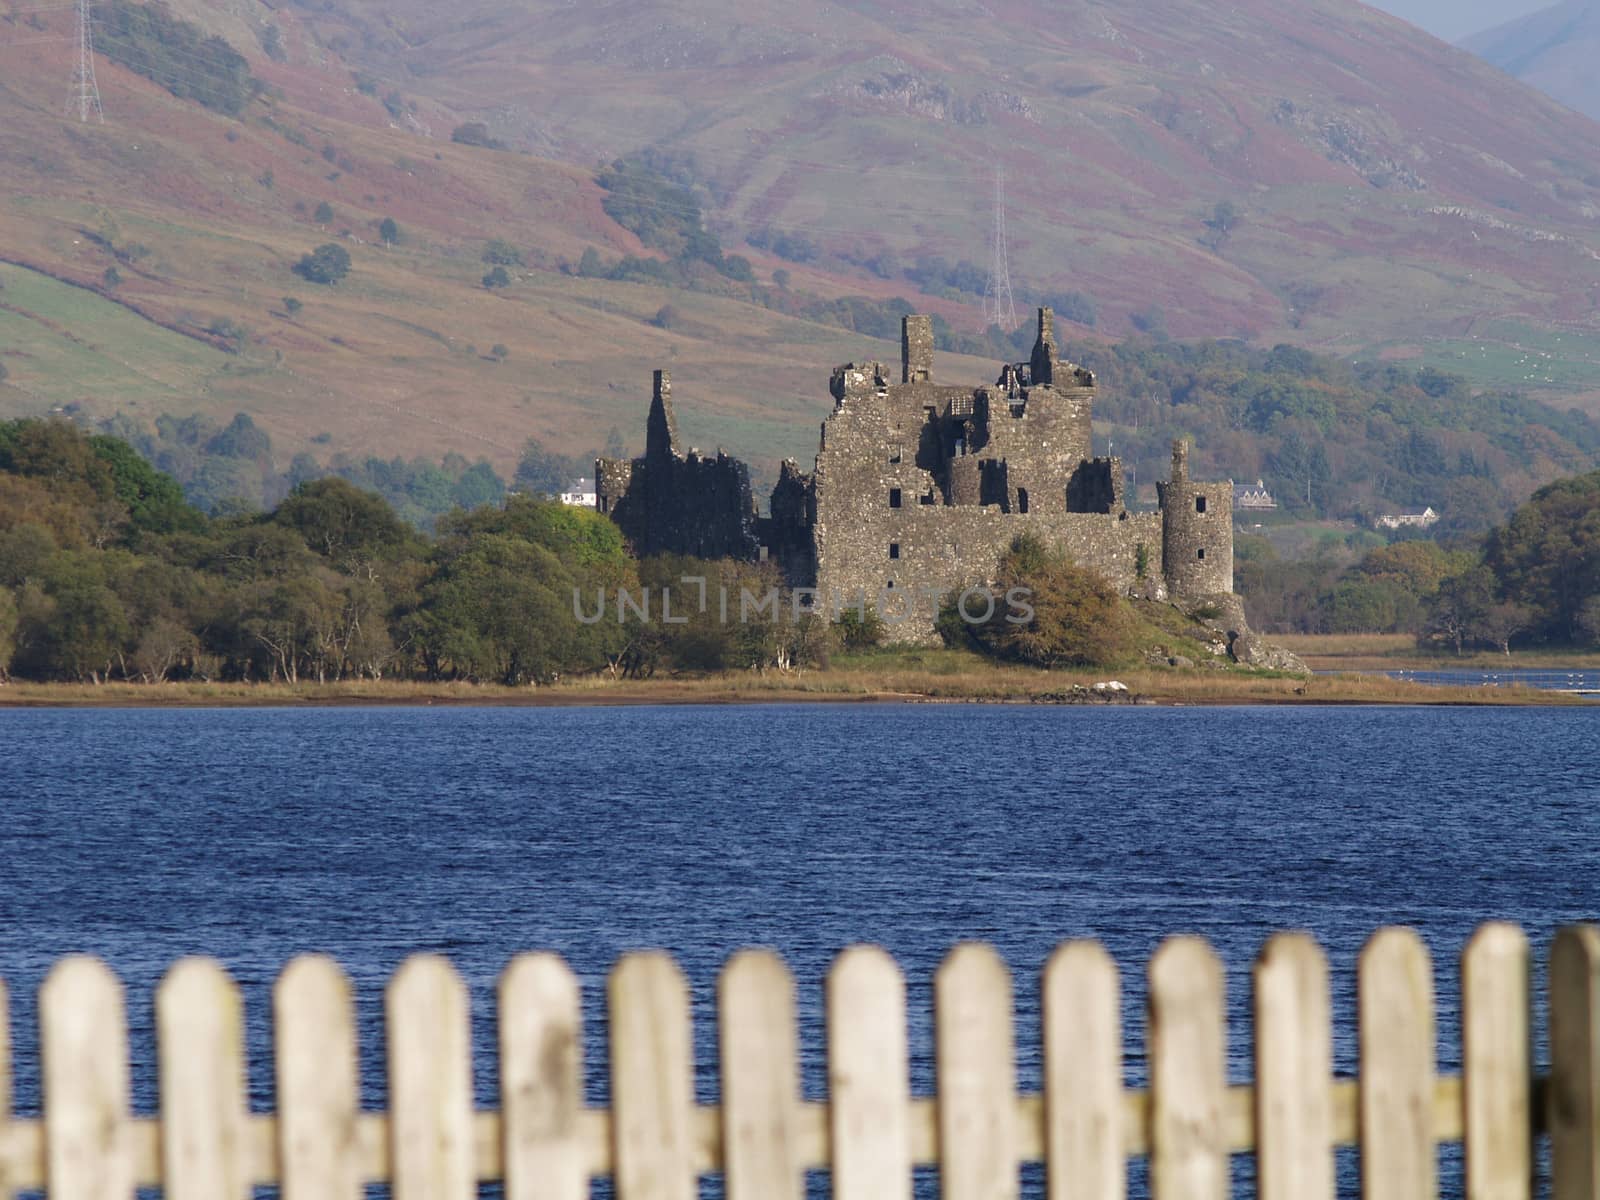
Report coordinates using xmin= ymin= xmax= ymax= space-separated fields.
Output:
xmin=983 ymin=167 xmax=1017 ymax=332
xmin=65 ymin=0 xmax=102 ymax=123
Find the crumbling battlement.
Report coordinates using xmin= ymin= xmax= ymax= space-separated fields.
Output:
xmin=595 ymin=370 xmax=761 ymax=561
xmin=597 ymin=309 xmax=1235 ymax=644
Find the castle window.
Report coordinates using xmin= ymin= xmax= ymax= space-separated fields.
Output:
xmin=1196 ymin=496 xmax=1208 ymax=514
xmin=889 ymin=448 xmax=902 ymax=464
xmin=1198 ymin=548 xmax=1206 ymax=560
xmin=1018 ymin=488 xmax=1030 ymax=514
xmin=889 ymin=543 xmax=901 ymax=560
xmin=889 ymin=488 xmax=902 ymax=509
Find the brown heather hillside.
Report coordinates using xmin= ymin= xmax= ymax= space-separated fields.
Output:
xmin=302 ymin=0 xmax=1600 ymax=377
xmin=3 ymin=0 xmax=1600 ymax=480
xmin=0 ymin=2 xmax=999 ymax=477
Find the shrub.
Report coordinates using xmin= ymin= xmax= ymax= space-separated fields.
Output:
xmin=282 ymin=296 xmax=302 ymax=316
xmin=483 ymin=239 xmax=524 ymax=266
xmin=482 ymin=266 xmax=511 ymax=289
xmin=945 ymin=533 xmax=1131 ymax=668
xmin=833 ymin=607 xmax=886 ymax=651
xmin=293 ymin=244 xmax=351 ymax=285
xmin=102 ymin=267 xmax=122 ymax=288
xmin=378 ymin=217 xmax=400 ymax=246
xmin=451 ymin=122 xmax=505 ymax=150
xmin=313 ymin=201 xmax=334 ymax=225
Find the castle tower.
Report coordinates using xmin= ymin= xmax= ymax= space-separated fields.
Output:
xmin=1030 ymin=306 xmax=1057 ymax=386
xmin=902 ymin=315 xmax=934 ymax=383
xmin=646 ymin=369 xmax=680 ymax=463
xmin=1158 ymin=439 xmax=1233 ymax=597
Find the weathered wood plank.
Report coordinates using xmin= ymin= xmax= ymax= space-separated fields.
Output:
xmin=1463 ymin=923 xmax=1531 ymax=1200
xmin=720 ymin=949 xmax=802 ymax=1200
xmin=388 ymin=955 xmax=475 ymax=1200
xmin=937 ymin=942 xmax=1019 ymax=1200
xmin=1042 ymin=940 xmax=1124 ymax=1200
xmin=1550 ymin=925 xmax=1600 ymax=1200
xmin=1359 ymin=927 xmax=1436 ymax=1200
xmin=1148 ymin=937 xmax=1227 ymax=1200
xmin=157 ymin=958 xmax=249 ymax=1200
xmin=41 ymin=957 xmax=133 ymax=1200
xmin=1254 ymin=932 xmax=1333 ymax=1200
xmin=827 ymin=945 xmax=910 ymax=1200
xmin=274 ymin=954 xmax=361 ymax=1200
xmin=500 ymin=952 xmax=584 ymax=1200
xmin=610 ymin=952 xmax=695 ymax=1200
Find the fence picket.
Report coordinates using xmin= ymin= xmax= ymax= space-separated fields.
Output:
xmin=275 ymin=954 xmax=361 ymax=1200
xmin=1549 ymin=926 xmax=1600 ymax=1200
xmin=937 ymin=942 xmax=1019 ymax=1200
xmin=157 ymin=959 xmax=249 ymax=1200
xmin=1042 ymin=940 xmax=1123 ymax=1200
xmin=40 ymin=957 xmax=133 ymax=1200
xmin=827 ymin=945 xmax=910 ymax=1200
xmin=1148 ymin=937 xmax=1227 ymax=1200
xmin=1359 ymin=927 xmax=1436 ymax=1200
xmin=388 ymin=955 xmax=474 ymax=1200
xmin=610 ymin=952 xmax=695 ymax=1200
xmin=720 ymin=950 xmax=802 ymax=1200
xmin=1253 ymin=933 xmax=1333 ymax=1200
xmin=500 ymin=953 xmax=584 ymax=1200
xmin=1463 ymin=923 xmax=1531 ymax=1200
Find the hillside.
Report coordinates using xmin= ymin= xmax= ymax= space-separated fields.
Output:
xmin=3 ymin=0 xmax=1600 ymax=495
xmin=1463 ymin=2 xmax=1600 ymax=122
xmin=298 ymin=0 xmax=1600 ymax=386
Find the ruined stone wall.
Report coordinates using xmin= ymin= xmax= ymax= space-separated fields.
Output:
xmin=812 ymin=494 xmax=1165 ymax=643
xmin=975 ymin=385 xmax=1096 ymax=513
xmin=596 ymin=370 xmax=761 ymax=561
xmin=762 ymin=459 xmax=817 ymax=585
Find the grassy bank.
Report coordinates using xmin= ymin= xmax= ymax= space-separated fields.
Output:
xmin=0 ymin=649 xmax=1585 ymax=708
xmin=1277 ymin=633 xmax=1600 ymax=673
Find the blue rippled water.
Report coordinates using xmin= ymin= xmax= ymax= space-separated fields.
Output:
xmin=2 ymin=703 xmax=1597 ymax=1193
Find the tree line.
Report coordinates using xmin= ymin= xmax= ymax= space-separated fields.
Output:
xmin=1238 ymin=470 xmax=1600 ymax=653
xmin=0 ymin=420 xmax=836 ymax=686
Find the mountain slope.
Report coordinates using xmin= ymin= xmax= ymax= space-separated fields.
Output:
xmin=275 ymin=0 xmax=1600 ymax=387
xmin=5 ymin=0 xmax=1600 ymax=484
xmin=1463 ymin=2 xmax=1600 ymax=121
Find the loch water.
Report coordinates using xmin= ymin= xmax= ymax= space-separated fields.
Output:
xmin=1 ymin=703 xmax=1597 ymax=1192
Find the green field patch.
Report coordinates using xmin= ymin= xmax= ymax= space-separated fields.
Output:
xmin=0 ymin=262 xmax=231 ymax=408
xmin=1405 ymin=322 xmax=1600 ymax=394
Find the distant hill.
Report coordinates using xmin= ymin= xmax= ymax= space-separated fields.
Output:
xmin=5 ymin=0 xmax=1600 ymax=490
xmin=1462 ymin=2 xmax=1600 ymax=121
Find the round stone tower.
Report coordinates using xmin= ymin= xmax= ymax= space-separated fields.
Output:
xmin=1158 ymin=439 xmax=1233 ymax=597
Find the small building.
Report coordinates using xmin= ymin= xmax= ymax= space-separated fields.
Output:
xmin=1233 ymin=479 xmax=1277 ymax=511
xmin=560 ymin=479 xmax=598 ymax=509
xmin=1375 ymin=507 xmax=1440 ymax=531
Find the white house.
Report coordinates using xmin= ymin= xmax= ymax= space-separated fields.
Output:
xmin=1233 ymin=479 xmax=1278 ymax=511
xmin=1375 ymin=507 xmax=1440 ymax=531
xmin=559 ymin=479 xmax=598 ymax=509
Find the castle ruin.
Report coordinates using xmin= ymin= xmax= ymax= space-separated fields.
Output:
xmin=597 ymin=308 xmax=1235 ymax=643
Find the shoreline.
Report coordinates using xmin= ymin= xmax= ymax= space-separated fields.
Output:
xmin=0 ymin=669 xmax=1589 ymax=710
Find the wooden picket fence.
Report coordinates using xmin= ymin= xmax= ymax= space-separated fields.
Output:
xmin=0 ymin=922 xmax=1597 ymax=1200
